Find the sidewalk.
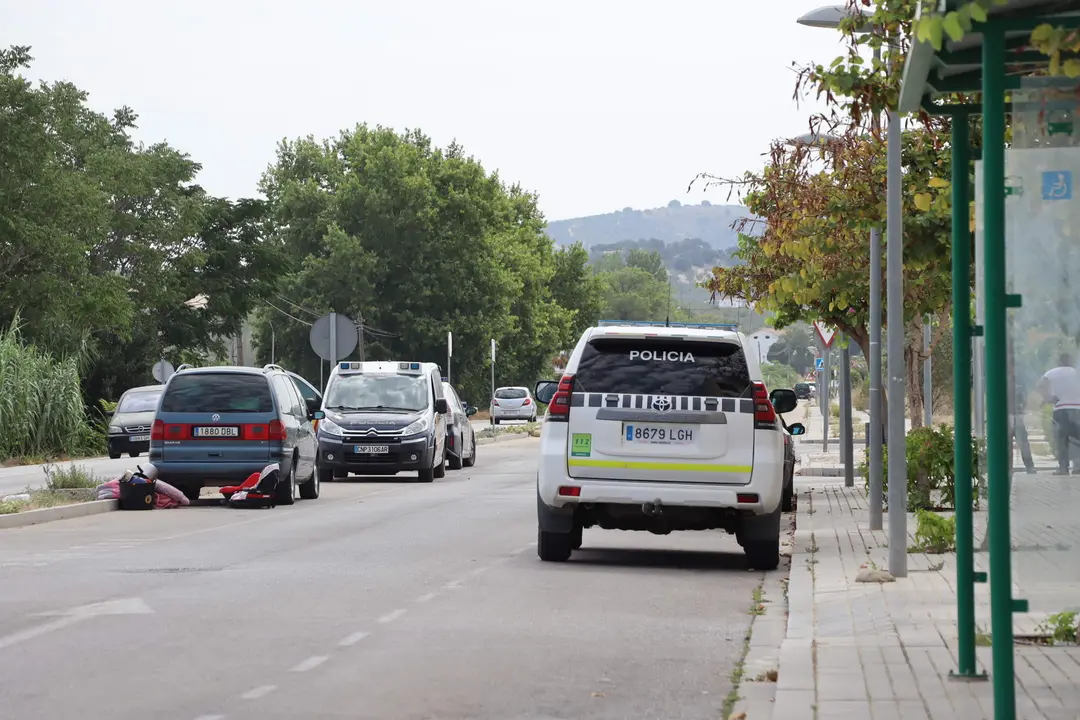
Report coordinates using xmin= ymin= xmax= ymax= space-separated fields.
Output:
xmin=764 ymin=483 xmax=1080 ymax=720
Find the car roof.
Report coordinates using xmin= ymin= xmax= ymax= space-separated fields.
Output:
xmin=585 ymin=324 xmax=744 ymax=343
xmin=124 ymin=384 xmax=164 ymax=393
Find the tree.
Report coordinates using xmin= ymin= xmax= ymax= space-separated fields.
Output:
xmin=589 ymin=249 xmax=672 ymax=322
xmin=550 ymin=242 xmax=604 ymax=338
xmin=253 ymin=126 xmax=575 ymax=403
xmin=767 ymin=322 xmax=816 ymax=376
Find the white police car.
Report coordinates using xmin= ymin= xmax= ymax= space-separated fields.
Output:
xmin=533 ymin=321 xmax=803 ymax=569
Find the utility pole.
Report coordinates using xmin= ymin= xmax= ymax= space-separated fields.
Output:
xmin=357 ymin=313 xmax=366 ymax=362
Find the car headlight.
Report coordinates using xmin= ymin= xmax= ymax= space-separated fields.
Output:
xmin=319 ymin=417 xmax=344 ymax=437
xmin=108 ymin=425 xmax=121 ymax=434
xmin=402 ymin=417 xmax=430 ymax=436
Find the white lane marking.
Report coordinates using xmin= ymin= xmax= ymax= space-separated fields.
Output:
xmin=290 ymin=655 xmax=328 ymax=672
xmin=241 ymin=685 xmax=277 ymax=700
xmin=444 ymin=579 xmax=463 ymax=589
xmin=378 ymin=608 xmax=407 ymax=624
xmin=339 ymin=631 xmax=369 ymax=647
xmin=415 ymin=592 xmax=438 ymax=603
xmin=194 ymin=715 xmax=226 ymax=720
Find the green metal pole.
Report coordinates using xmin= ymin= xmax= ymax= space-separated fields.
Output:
xmin=982 ymin=28 xmax=1016 ymax=719
xmin=950 ymin=115 xmax=980 ymax=679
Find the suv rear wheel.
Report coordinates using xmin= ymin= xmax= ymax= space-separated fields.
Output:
xmin=537 ymin=528 xmax=573 ymax=562
xmin=276 ymin=461 xmax=297 ymax=505
xmin=299 ymin=467 xmax=320 ymax=499
xmin=745 ymin=539 xmax=780 ymax=570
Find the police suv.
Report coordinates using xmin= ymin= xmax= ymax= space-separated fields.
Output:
xmin=314 ymin=361 xmax=449 ymax=483
xmin=533 ymin=321 xmax=802 ymax=569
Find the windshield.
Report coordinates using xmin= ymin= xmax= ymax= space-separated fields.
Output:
xmin=575 ymin=338 xmax=752 ymax=398
xmin=325 ymin=373 xmax=429 ymax=412
xmin=160 ymin=374 xmax=274 ymax=413
xmin=116 ymin=390 xmax=161 ymax=413
xmin=495 ymin=388 xmax=527 ymax=399
xmin=442 ymin=383 xmax=462 ymax=413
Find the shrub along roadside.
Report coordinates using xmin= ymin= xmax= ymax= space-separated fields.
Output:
xmin=858 ymin=423 xmax=984 ymax=511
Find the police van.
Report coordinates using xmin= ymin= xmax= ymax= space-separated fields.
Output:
xmin=533 ymin=321 xmax=802 ymax=569
xmin=314 ymin=361 xmax=449 ymax=483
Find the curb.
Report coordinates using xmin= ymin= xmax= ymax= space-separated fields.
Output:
xmin=475 ymin=432 xmax=535 ymax=446
xmin=0 ymin=499 xmax=119 ymax=530
xmin=799 ymin=464 xmax=1058 ymax=477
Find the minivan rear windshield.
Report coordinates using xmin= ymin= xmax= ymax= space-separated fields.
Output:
xmin=495 ymin=388 xmax=527 ymax=399
xmin=575 ymin=338 xmax=752 ymax=398
xmin=117 ymin=391 xmax=161 ymax=413
xmin=160 ymin=374 xmax=274 ymax=414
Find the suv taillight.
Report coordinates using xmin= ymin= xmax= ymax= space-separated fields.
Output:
xmin=151 ymin=419 xmax=164 ymax=441
xmin=268 ymin=419 xmax=285 ymax=441
xmin=547 ymin=375 xmax=574 ymax=422
xmin=752 ymin=382 xmax=777 ymax=428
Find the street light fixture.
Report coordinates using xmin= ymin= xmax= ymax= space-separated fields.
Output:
xmin=796 ymin=5 xmax=903 ymax=575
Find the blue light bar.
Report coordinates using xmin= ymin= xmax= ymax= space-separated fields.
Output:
xmin=597 ymin=320 xmax=739 ymax=330
xmin=410 ymin=362 xmax=420 ymax=370
xmin=339 ymin=362 xmax=349 ymax=369
xmin=441 ymin=377 xmax=448 ymax=382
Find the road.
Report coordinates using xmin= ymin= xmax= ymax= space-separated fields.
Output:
xmin=0 ymin=438 xmax=763 ymax=720
xmin=0 ymin=418 xmax=532 ymax=497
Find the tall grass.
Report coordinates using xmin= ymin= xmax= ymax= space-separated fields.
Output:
xmin=0 ymin=318 xmax=98 ymax=461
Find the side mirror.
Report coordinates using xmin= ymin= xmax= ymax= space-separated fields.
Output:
xmin=305 ymin=397 xmax=320 ymax=415
xmin=435 ymin=398 xmax=449 ymax=414
xmin=769 ymin=388 xmax=798 ymax=414
xmin=466 ymin=406 xmax=478 ymax=417
xmin=535 ymin=380 xmax=558 ymax=405
xmin=313 ymin=410 xmax=325 ymax=420
xmin=787 ymin=422 xmax=806 ymax=436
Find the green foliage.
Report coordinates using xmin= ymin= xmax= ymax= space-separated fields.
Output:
xmin=42 ymin=463 xmax=99 ymax=490
xmin=1037 ymin=611 xmax=1079 ymax=645
xmin=0 ymin=318 xmax=101 ymax=461
xmin=760 ymin=363 xmax=801 ymax=391
xmin=766 ymin=323 xmax=816 ymax=375
xmin=910 ymin=509 xmax=957 ymax=554
xmin=859 ymin=424 xmax=983 ymax=510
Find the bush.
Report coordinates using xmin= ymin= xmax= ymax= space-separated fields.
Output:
xmin=761 ymin=362 xmax=801 ymax=391
xmin=858 ymin=423 xmax=983 ymax=511
xmin=0 ymin=320 xmax=102 ymax=461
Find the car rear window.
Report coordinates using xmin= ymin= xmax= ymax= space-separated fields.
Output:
xmin=575 ymin=338 xmax=752 ymax=398
xmin=495 ymin=388 xmax=527 ymax=399
xmin=117 ymin=391 xmax=161 ymax=413
xmin=160 ymin=373 xmax=274 ymax=413
xmin=795 ymin=383 xmax=810 ymax=390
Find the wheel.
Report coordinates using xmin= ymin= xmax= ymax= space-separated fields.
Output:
xmin=448 ymin=449 xmax=463 ymax=470
xmin=433 ymin=452 xmax=447 ymax=479
xmin=531 ymin=416 xmax=537 ymax=423
xmin=108 ymin=450 xmax=121 ymax=460
xmin=537 ymin=528 xmax=573 ymax=562
xmin=417 ymin=467 xmax=435 ymax=483
xmin=299 ymin=465 xmax=320 ymax=499
xmin=745 ymin=539 xmax=780 ymax=571
xmin=463 ymin=437 xmax=476 ymax=467
xmin=275 ymin=461 xmax=297 ymax=505
xmin=318 ymin=467 xmax=334 ymax=484
xmin=782 ymin=473 xmax=795 ymax=513
xmin=179 ymin=484 xmax=202 ymax=503
xmin=571 ymin=524 xmax=583 ymax=550
xmin=128 ymin=451 xmax=140 ymax=458
xmin=493 ymin=418 xmax=500 ymax=425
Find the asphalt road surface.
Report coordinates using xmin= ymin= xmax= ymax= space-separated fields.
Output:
xmin=0 ymin=438 xmax=764 ymax=720
xmin=0 ymin=418 xmax=533 ymax=496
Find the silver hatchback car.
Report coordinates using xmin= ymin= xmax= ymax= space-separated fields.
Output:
xmin=490 ymin=386 xmax=537 ymax=423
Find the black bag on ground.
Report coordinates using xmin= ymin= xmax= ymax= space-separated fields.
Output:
xmin=118 ymin=476 xmax=155 ymax=510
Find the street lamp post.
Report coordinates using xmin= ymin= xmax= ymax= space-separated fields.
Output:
xmin=796 ymin=4 xmax=897 ymax=542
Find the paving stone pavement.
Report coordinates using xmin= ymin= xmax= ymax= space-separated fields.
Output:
xmin=761 ymin=482 xmax=1080 ymax=720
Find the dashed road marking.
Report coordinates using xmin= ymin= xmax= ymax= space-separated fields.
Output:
xmin=378 ymin=608 xmax=407 ymax=624
xmin=339 ymin=631 xmax=369 ymax=647
xmin=241 ymin=685 xmax=277 ymax=700
xmin=444 ymin=579 xmax=463 ymax=589
xmin=415 ymin=592 xmax=437 ymax=603
xmin=290 ymin=655 xmax=328 ymax=672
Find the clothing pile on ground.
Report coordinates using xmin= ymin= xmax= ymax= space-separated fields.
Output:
xmin=95 ymin=471 xmax=190 ymax=509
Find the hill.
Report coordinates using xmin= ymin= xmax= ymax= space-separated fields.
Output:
xmin=544 ymin=199 xmax=747 ymax=250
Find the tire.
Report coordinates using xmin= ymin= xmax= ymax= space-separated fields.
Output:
xmin=745 ymin=539 xmax=780 ymax=571
xmin=179 ymin=484 xmax=202 ymax=503
xmin=318 ymin=467 xmax=334 ymax=484
xmin=782 ymin=472 xmax=795 ymax=513
xmin=537 ymin=528 xmax=573 ymax=562
xmin=276 ymin=461 xmax=297 ymax=505
xmin=108 ymin=450 xmax=121 ymax=460
xmin=493 ymin=418 xmax=500 ymax=425
xmin=571 ymin=524 xmax=583 ymax=550
xmin=128 ymin=451 xmax=140 ymax=458
xmin=433 ymin=453 xmax=447 ymax=479
xmin=463 ymin=436 xmax=476 ymax=467
xmin=299 ymin=465 xmax=320 ymax=499
xmin=417 ymin=466 xmax=435 ymax=483
xmin=448 ymin=450 xmax=463 ymax=470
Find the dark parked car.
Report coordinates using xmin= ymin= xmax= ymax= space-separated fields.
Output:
xmin=794 ymin=382 xmax=812 ymax=400
xmin=107 ymin=385 xmax=164 ymax=459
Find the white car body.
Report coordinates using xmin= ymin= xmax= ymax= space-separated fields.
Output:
xmin=491 ymin=386 xmax=537 ymax=422
xmin=534 ymin=321 xmax=792 ymax=568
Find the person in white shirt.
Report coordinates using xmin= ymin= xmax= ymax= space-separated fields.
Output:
xmin=1037 ymin=352 xmax=1080 ymax=475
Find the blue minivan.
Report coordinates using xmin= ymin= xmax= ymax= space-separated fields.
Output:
xmin=149 ymin=364 xmax=320 ymax=504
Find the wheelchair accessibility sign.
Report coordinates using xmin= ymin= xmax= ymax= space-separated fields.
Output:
xmin=1042 ymin=170 xmax=1072 ymax=200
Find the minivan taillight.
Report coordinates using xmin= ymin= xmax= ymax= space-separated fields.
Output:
xmin=752 ymin=382 xmax=777 ymax=428
xmin=268 ymin=419 xmax=285 ymax=441
xmin=547 ymin=375 xmax=574 ymax=422
xmin=151 ymin=419 xmax=164 ymax=441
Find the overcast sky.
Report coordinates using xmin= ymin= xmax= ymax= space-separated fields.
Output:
xmin=4 ymin=0 xmax=850 ymax=221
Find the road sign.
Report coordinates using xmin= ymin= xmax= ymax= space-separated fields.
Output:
xmin=491 ymin=338 xmax=496 ymax=363
xmin=815 ymin=357 xmax=824 ymax=371
xmin=447 ymin=331 xmax=453 ymax=358
xmin=813 ymin=321 xmax=836 ymax=348
xmin=152 ymin=359 xmax=175 ymax=383
xmin=309 ymin=312 xmax=359 ymax=362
